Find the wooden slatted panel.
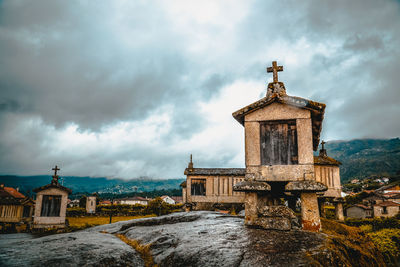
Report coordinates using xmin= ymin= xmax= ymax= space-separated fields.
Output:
xmin=260 ymin=120 xmax=298 ymax=165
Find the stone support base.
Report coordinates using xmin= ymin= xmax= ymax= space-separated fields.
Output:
xmin=300 ymin=192 xmax=321 ymax=232
xmin=244 ymin=192 xmax=299 ymax=231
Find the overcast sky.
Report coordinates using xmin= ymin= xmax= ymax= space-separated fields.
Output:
xmin=0 ymin=0 xmax=399 ymax=179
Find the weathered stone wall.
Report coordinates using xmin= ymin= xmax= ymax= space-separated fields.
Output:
xmin=373 ymin=205 xmax=400 ymax=218
xmin=244 ymin=102 xmax=315 ymax=181
xmin=346 ymin=206 xmax=368 ymax=219
xmin=33 ymin=188 xmax=68 ymax=228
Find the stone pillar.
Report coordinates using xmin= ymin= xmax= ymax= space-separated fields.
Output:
xmin=335 ymin=202 xmax=344 ymax=221
xmin=318 ymin=198 xmax=326 ymax=218
xmin=244 ymin=192 xmax=258 ymax=225
xmin=300 ymin=192 xmax=321 ymax=232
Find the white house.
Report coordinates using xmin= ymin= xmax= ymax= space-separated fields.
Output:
xmin=118 ymin=196 xmax=149 ymax=205
xmin=161 ymin=195 xmax=175 ymax=205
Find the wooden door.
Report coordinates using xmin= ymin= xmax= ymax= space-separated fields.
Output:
xmin=260 ymin=120 xmax=298 ymax=165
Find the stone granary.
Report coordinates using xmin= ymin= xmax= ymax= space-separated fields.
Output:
xmin=314 ymin=141 xmax=344 ymax=221
xmin=182 ymin=155 xmax=245 ymax=210
xmin=33 ymin=166 xmax=72 ymax=229
xmin=86 ymin=195 xmax=96 ymax=214
xmin=232 ymin=61 xmax=329 ymax=231
xmin=182 ymin=61 xmax=347 ymax=232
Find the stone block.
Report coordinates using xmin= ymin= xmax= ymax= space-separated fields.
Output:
xmin=285 ymin=181 xmax=327 ymax=192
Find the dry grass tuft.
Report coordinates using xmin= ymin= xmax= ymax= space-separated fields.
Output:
xmin=116 ymin=234 xmax=158 ymax=267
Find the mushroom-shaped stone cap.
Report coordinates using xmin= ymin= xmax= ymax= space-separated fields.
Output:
xmin=285 ymin=181 xmax=327 ymax=192
xmin=233 ymin=181 xmax=271 ymax=192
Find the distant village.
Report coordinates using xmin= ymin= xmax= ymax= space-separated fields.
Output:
xmin=342 ymin=177 xmax=400 ymax=219
xmin=0 ymin=166 xmax=183 ymax=233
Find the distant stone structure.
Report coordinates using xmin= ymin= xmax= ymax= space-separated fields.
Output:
xmin=373 ymin=201 xmax=400 ymax=217
xmin=33 ymin=166 xmax=72 ymax=229
xmin=182 ymin=61 xmax=346 ymax=232
xmin=345 ymin=204 xmax=373 ymax=219
xmin=182 ymin=155 xmax=245 ymax=210
xmin=0 ymin=184 xmax=34 ymax=229
xmin=314 ymin=141 xmax=344 ymax=220
xmin=86 ymin=195 xmax=96 ymax=214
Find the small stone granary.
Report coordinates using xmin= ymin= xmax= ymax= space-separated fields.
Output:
xmin=86 ymin=195 xmax=97 ymax=214
xmin=33 ymin=166 xmax=72 ymax=229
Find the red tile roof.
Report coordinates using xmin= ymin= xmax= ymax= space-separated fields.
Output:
xmin=4 ymin=187 xmax=25 ymax=199
xmin=374 ymin=201 xmax=400 ymax=207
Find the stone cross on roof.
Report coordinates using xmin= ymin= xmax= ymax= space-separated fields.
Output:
xmin=188 ymin=154 xmax=194 ymax=170
xmin=52 ymin=165 xmax=60 ymax=176
xmin=319 ymin=140 xmax=327 ymax=157
xmin=266 ymin=61 xmax=283 ymax=83
xmin=321 ymin=140 xmax=326 ymax=150
xmin=51 ymin=165 xmax=60 ymax=185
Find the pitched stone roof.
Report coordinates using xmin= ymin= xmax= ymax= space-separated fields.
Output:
xmin=313 ymin=155 xmax=341 ymax=166
xmin=232 ymin=83 xmax=325 ymax=151
xmin=33 ymin=183 xmax=72 ymax=194
xmin=184 ymin=168 xmax=246 ymax=176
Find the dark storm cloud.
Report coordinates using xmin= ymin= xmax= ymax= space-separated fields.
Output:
xmin=240 ymin=0 xmax=400 ymax=139
xmin=0 ymin=1 xmax=224 ymax=131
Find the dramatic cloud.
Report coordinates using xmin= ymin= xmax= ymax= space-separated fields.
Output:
xmin=0 ymin=0 xmax=399 ymax=178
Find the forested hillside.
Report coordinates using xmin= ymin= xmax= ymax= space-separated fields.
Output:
xmin=324 ymin=138 xmax=400 ymax=182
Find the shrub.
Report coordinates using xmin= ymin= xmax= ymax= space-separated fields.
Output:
xmin=359 ymin=224 xmax=373 ymax=233
xmin=368 ymin=228 xmax=400 ymax=264
xmin=66 ymin=207 xmax=86 ymax=216
xmin=145 ymin=197 xmax=182 ymax=216
xmin=345 ymin=217 xmax=400 ymax=231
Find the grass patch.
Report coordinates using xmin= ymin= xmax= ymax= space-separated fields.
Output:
xmin=67 ymin=215 xmax=156 ymax=228
xmin=116 ymin=234 xmax=158 ymax=267
xmin=308 ymin=218 xmax=387 ymax=266
xmin=368 ymin=228 xmax=400 ymax=264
